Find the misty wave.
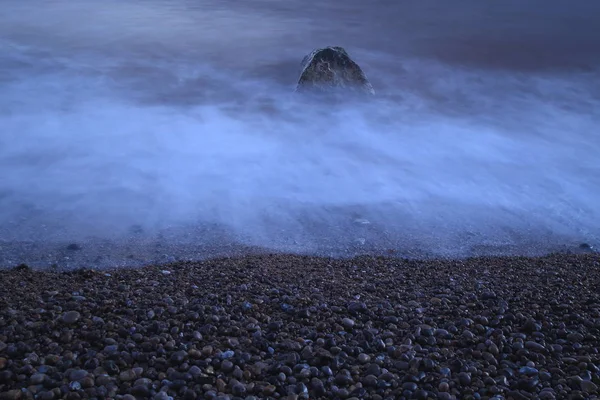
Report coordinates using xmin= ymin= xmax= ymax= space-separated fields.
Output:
xmin=0 ymin=0 xmax=599 ymax=268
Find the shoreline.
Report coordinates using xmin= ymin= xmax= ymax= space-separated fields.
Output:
xmin=0 ymin=235 xmax=595 ymax=271
xmin=1 ymin=253 xmax=599 ymax=399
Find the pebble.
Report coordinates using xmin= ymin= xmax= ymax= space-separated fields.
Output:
xmin=153 ymin=392 xmax=172 ymax=400
xmin=221 ymin=360 xmax=234 ymax=372
xmin=458 ymin=372 xmax=472 ymax=386
xmin=60 ymin=311 xmax=80 ymax=324
xmin=525 ymin=341 xmax=546 ymax=353
xmin=30 ymin=373 xmax=45 ymax=384
xmin=580 ymin=380 xmax=598 ymax=393
xmin=68 ymin=370 xmax=87 ymax=381
xmin=0 ymin=252 xmax=597 ymax=400
xmin=119 ymin=369 xmax=137 ymax=381
xmin=342 ymin=318 xmax=355 ymax=329
xmin=357 ymin=353 xmax=370 ymax=363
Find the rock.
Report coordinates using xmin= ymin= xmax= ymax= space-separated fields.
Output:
xmin=60 ymin=311 xmax=80 ymax=324
xmin=1 ymin=390 xmax=22 ymax=400
xmin=119 ymin=369 xmax=137 ymax=382
xmin=335 ymin=372 xmax=354 ymax=386
xmin=131 ymin=385 xmax=151 ymax=397
xmin=300 ymin=346 xmax=314 ymax=361
xmin=30 ymin=373 xmax=46 ymax=384
xmin=458 ymin=372 xmax=472 ymax=386
xmin=365 ymin=364 xmax=381 ymax=376
xmin=519 ymin=366 xmax=539 ymax=376
xmin=232 ymin=382 xmax=246 ymax=396
xmin=68 ymin=369 xmax=87 ymax=381
xmin=263 ymin=385 xmax=277 ymax=396
xmin=221 ymin=360 xmax=234 ymax=372
xmin=363 ymin=375 xmax=378 ymax=387
xmin=80 ymin=376 xmax=95 ymax=388
xmin=347 ymin=301 xmax=367 ymax=314
xmin=579 ymin=243 xmax=593 ymax=251
xmin=567 ymin=332 xmax=584 ymax=342
xmin=523 ymin=318 xmax=542 ymax=332
xmin=462 ymin=330 xmax=475 ymax=340
xmin=539 ymin=391 xmax=556 ymax=400
xmin=295 ymin=46 xmax=375 ymax=95
xmin=13 ymin=264 xmax=30 ymax=272
xmin=342 ymin=318 xmax=355 ymax=329
xmin=220 ymin=350 xmax=235 ymax=359
xmin=580 ymin=380 xmax=598 ymax=393
xmin=507 ymin=391 xmax=530 ymax=400
xmin=153 ymin=392 xmax=171 ymax=400
xmin=170 ymin=350 xmax=187 ymax=364
xmin=39 ymin=392 xmax=55 ymax=400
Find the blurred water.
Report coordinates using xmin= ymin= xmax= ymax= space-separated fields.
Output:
xmin=1 ymin=0 xmax=599 ymax=268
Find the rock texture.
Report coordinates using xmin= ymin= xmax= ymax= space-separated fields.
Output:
xmin=1 ymin=253 xmax=599 ymax=399
xmin=296 ymin=46 xmax=375 ymax=95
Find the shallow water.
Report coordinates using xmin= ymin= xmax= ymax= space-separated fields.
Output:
xmin=1 ymin=0 xmax=599 ymax=268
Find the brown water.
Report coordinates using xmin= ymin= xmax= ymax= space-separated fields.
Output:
xmin=1 ymin=0 xmax=599 ymax=268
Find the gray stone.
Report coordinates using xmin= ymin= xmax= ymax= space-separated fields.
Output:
xmin=296 ymin=46 xmax=375 ymax=95
xmin=61 ymin=311 xmax=80 ymax=324
xmin=342 ymin=318 xmax=355 ymax=329
xmin=580 ymin=380 xmax=598 ymax=393
xmin=68 ymin=369 xmax=87 ymax=381
xmin=30 ymin=373 xmax=46 ymax=385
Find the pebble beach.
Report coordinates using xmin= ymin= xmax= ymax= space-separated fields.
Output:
xmin=1 ymin=253 xmax=599 ymax=400
xmin=1 ymin=0 xmax=600 ymax=399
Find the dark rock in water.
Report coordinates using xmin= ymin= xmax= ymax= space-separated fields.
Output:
xmin=66 ymin=243 xmax=82 ymax=251
xmin=579 ymin=243 xmax=594 ymax=253
xmin=13 ymin=263 xmax=30 ymax=272
xmin=296 ymin=46 xmax=375 ymax=95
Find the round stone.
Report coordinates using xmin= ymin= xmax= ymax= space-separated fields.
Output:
xmin=61 ymin=311 xmax=80 ymax=324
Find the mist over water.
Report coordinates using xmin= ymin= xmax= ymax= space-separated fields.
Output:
xmin=1 ymin=0 xmax=599 ymax=268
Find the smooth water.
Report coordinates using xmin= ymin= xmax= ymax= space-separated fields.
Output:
xmin=1 ymin=0 xmax=599 ymax=268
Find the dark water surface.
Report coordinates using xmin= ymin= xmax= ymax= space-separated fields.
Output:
xmin=1 ymin=0 xmax=599 ymax=268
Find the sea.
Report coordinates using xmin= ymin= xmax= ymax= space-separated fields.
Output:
xmin=1 ymin=0 xmax=599 ymax=269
